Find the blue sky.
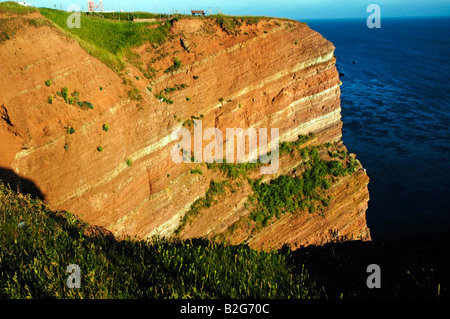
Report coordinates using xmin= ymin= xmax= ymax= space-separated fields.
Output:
xmin=28 ymin=0 xmax=450 ymax=19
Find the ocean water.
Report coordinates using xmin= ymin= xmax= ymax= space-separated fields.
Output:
xmin=303 ymin=17 xmax=450 ymax=240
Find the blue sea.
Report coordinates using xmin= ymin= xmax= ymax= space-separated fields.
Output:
xmin=303 ymin=17 xmax=450 ymax=240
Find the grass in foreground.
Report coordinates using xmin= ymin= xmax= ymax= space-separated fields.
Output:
xmin=0 ymin=182 xmax=319 ymax=299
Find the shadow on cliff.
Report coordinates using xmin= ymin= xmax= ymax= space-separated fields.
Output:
xmin=290 ymin=231 xmax=450 ymax=298
xmin=0 ymin=167 xmax=45 ymax=201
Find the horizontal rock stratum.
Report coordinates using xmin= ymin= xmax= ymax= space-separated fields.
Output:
xmin=0 ymin=12 xmax=370 ymax=249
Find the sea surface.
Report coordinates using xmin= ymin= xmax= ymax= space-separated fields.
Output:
xmin=303 ymin=17 xmax=450 ymax=240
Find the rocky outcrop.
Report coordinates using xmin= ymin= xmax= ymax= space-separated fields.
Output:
xmin=0 ymin=13 xmax=370 ymax=249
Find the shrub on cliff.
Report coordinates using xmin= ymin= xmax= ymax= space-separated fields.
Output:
xmin=77 ymin=101 xmax=94 ymax=110
xmin=154 ymin=92 xmax=173 ymax=104
xmin=65 ymin=126 xmax=75 ymax=134
xmin=60 ymin=87 xmax=69 ymax=102
xmin=127 ymin=88 xmax=143 ymax=101
xmin=190 ymin=168 xmax=203 ymax=175
xmin=164 ymin=57 xmax=182 ymax=74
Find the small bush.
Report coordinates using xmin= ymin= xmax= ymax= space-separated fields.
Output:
xmin=65 ymin=126 xmax=75 ymax=134
xmin=0 ymin=31 xmax=10 ymax=42
xmin=102 ymin=124 xmax=109 ymax=132
xmin=77 ymin=101 xmax=94 ymax=110
xmin=97 ymin=146 xmax=104 ymax=152
xmin=144 ymin=66 xmax=158 ymax=79
xmin=126 ymin=159 xmax=133 ymax=167
xmin=164 ymin=57 xmax=181 ymax=74
xmin=61 ymin=87 xmax=69 ymax=102
xmin=190 ymin=168 xmax=203 ymax=175
xmin=182 ymin=115 xmax=203 ymax=128
xmin=154 ymin=93 xmax=173 ymax=104
xmin=128 ymin=88 xmax=143 ymax=101
xmin=45 ymin=80 xmax=52 ymax=87
xmin=68 ymin=96 xmax=76 ymax=105
xmin=322 ymin=197 xmax=331 ymax=207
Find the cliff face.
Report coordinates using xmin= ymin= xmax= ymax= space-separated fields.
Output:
xmin=0 ymin=13 xmax=370 ymax=249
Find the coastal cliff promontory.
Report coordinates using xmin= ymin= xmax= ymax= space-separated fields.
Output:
xmin=0 ymin=10 xmax=370 ymax=249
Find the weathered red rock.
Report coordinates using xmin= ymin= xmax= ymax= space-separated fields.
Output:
xmin=0 ymin=14 xmax=370 ymax=249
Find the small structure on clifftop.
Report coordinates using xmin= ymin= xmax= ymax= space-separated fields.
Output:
xmin=191 ymin=10 xmax=205 ymax=16
xmin=88 ymin=0 xmax=104 ymax=12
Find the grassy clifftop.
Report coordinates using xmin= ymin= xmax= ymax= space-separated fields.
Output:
xmin=38 ymin=8 xmax=171 ymax=72
xmin=0 ymin=2 xmax=172 ymax=71
xmin=0 ymin=182 xmax=319 ymax=299
xmin=0 ymin=1 xmax=37 ymax=14
xmin=0 ymin=2 xmax=292 ymax=72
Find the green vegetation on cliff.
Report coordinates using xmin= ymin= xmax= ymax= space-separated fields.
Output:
xmin=0 ymin=182 xmax=318 ymax=299
xmin=211 ymin=14 xmax=268 ymax=35
xmin=178 ymin=136 xmax=358 ymax=237
xmin=38 ymin=8 xmax=171 ymax=72
xmin=249 ymin=146 xmax=358 ymax=227
xmin=206 ymin=133 xmax=317 ymax=180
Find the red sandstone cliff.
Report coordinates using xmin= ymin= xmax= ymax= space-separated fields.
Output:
xmin=0 ymin=12 xmax=370 ymax=249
